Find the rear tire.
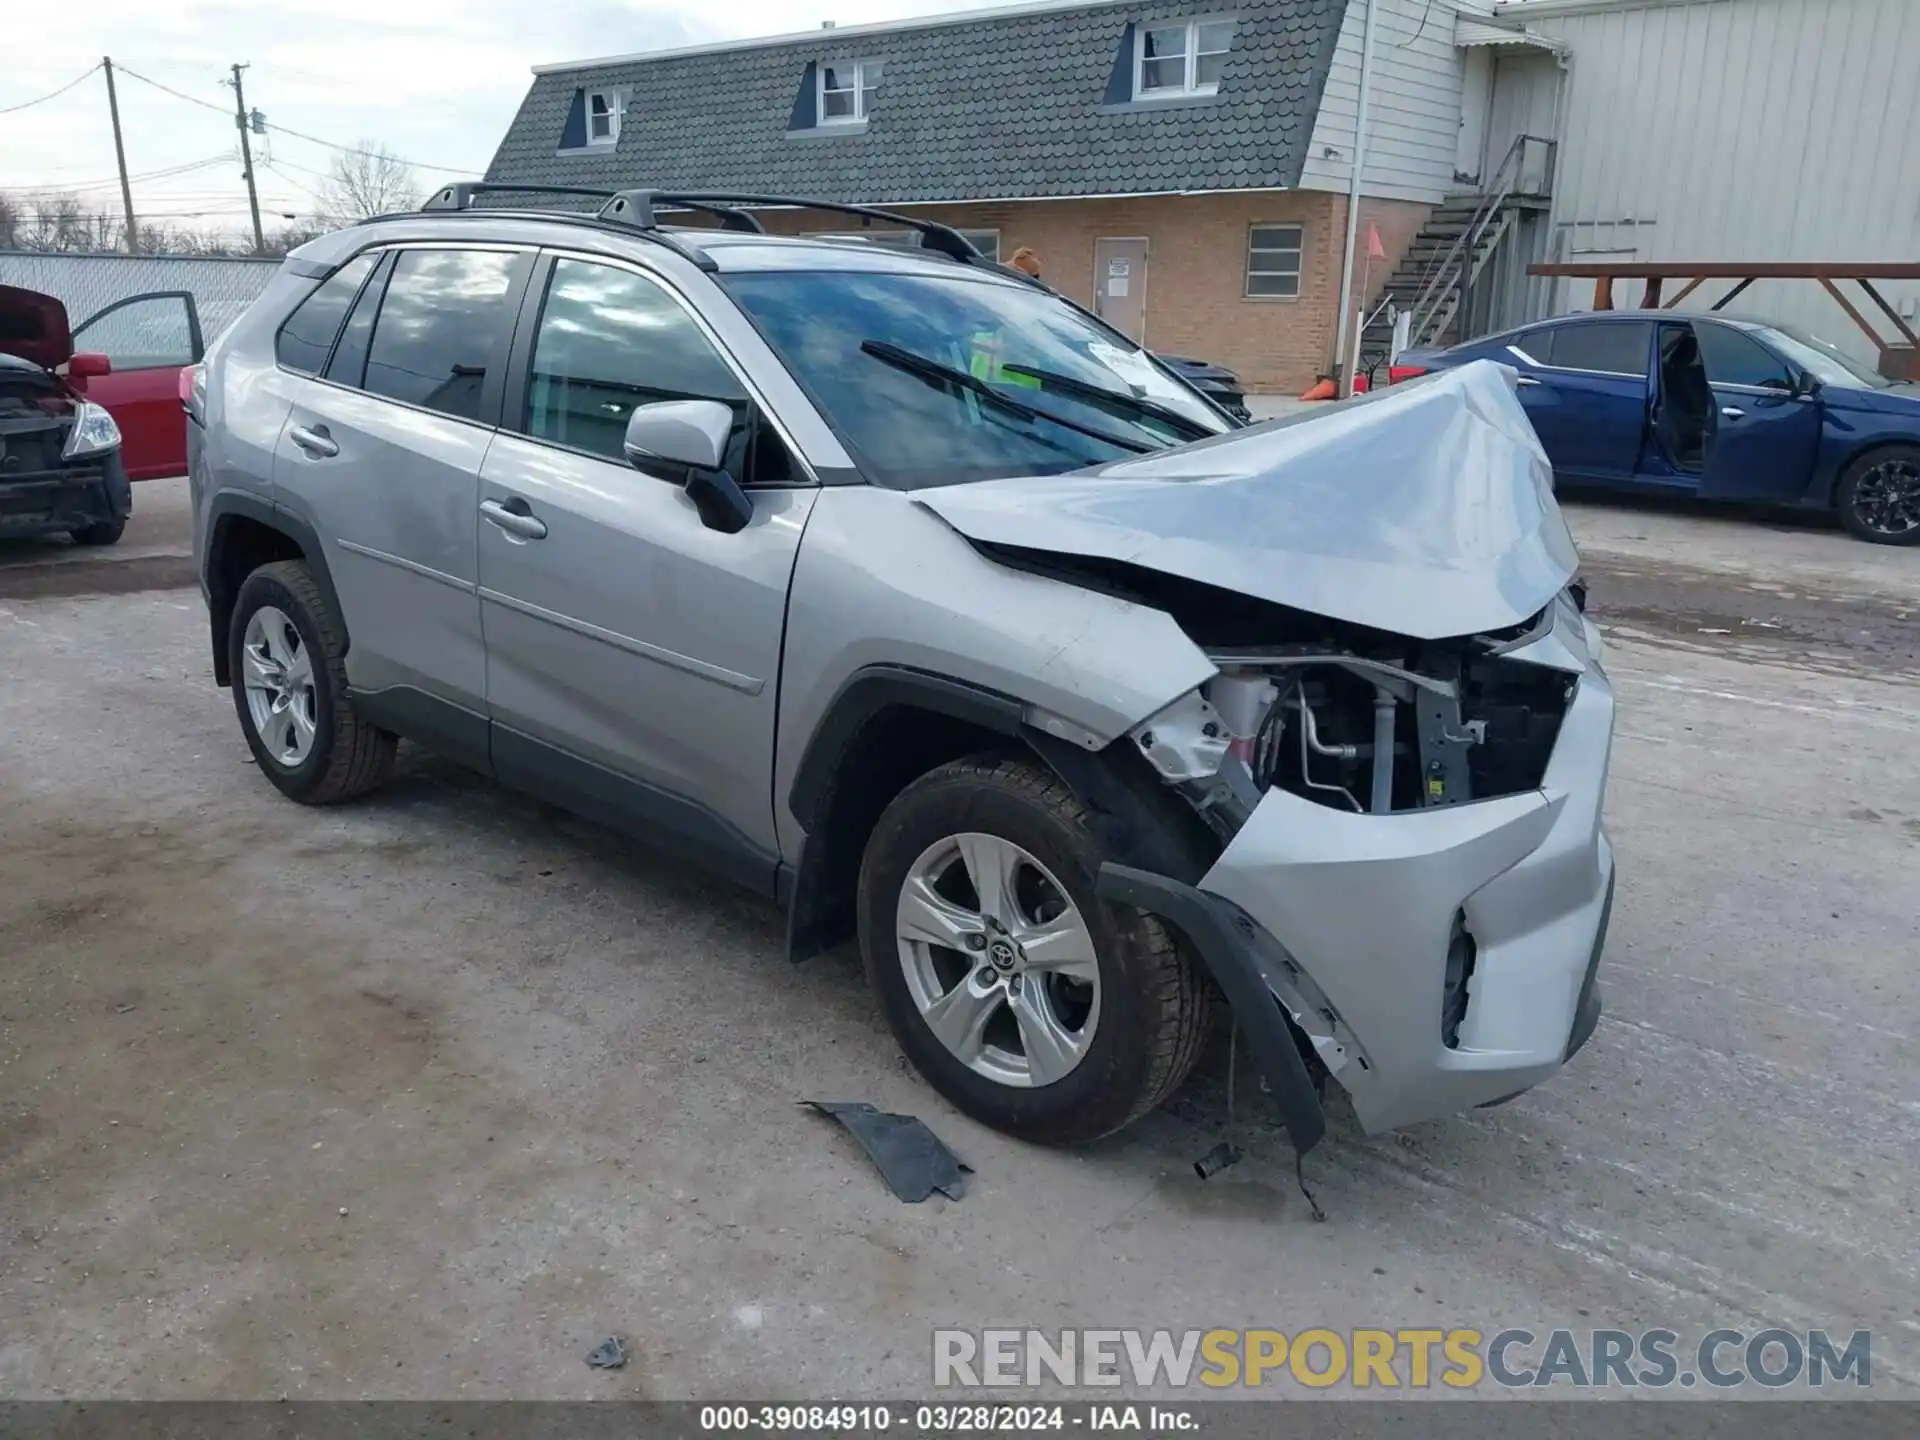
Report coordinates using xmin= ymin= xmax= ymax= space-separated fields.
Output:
xmin=228 ymin=560 xmax=396 ymax=804
xmin=1835 ymin=445 xmax=1920 ymax=546
xmin=857 ymin=754 xmax=1209 ymax=1145
xmin=69 ymin=517 xmax=125 ymax=546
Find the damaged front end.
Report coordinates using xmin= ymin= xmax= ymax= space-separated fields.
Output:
xmin=1111 ymin=585 xmax=1614 ymax=1143
xmin=923 ymin=363 xmax=1618 ymax=1151
xmin=1 ymin=287 xmax=130 ymax=541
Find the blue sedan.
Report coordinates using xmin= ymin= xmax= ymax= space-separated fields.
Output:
xmin=1398 ymin=312 xmax=1920 ymax=545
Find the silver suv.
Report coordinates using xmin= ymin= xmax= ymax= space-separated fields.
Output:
xmin=187 ymin=187 xmax=1619 ymax=1156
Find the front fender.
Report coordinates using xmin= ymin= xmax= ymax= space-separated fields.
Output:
xmin=773 ymin=487 xmax=1217 ymax=860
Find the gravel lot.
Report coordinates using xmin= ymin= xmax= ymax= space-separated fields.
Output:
xmin=1 ymin=478 xmax=1915 ymax=1400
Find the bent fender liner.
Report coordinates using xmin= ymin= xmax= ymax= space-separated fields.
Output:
xmin=1097 ymin=862 xmax=1327 ymax=1159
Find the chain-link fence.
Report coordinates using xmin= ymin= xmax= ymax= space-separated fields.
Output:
xmin=0 ymin=251 xmax=282 ymax=344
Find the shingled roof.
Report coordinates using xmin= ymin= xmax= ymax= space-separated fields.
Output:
xmin=484 ymin=0 xmax=1351 ymax=204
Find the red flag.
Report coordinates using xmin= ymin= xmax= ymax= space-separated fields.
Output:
xmin=1366 ymin=222 xmax=1386 ymax=261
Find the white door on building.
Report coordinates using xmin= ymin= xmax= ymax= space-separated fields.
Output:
xmin=1093 ymin=237 xmax=1149 ymax=343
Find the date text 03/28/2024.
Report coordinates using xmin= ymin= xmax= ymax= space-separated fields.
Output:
xmin=698 ymin=1405 xmax=1189 ymax=1432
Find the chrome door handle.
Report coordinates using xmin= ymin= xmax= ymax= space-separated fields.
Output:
xmin=1721 ymin=407 xmax=1746 ymax=419
xmin=288 ymin=424 xmax=338 ymax=458
xmin=479 ymin=497 xmax=548 ymax=541
xmin=1514 ymin=375 xmax=1541 ymax=388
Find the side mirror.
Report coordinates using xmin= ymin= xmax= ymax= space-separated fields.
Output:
xmin=68 ymin=352 xmax=112 ymax=385
xmin=624 ymin=399 xmax=731 ymax=472
xmin=622 ymin=398 xmax=753 ymax=535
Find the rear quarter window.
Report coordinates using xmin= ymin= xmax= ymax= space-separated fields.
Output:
xmin=274 ymin=253 xmax=378 ymax=376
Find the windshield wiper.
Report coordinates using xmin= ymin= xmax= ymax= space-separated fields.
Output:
xmin=997 ymin=363 xmax=1218 ymax=441
xmin=858 ymin=339 xmax=1157 ymax=454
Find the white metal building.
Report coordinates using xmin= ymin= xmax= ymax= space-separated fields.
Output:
xmin=1487 ymin=0 xmax=1920 ymax=360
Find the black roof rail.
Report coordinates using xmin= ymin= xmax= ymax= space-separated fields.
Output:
xmin=597 ymin=191 xmax=984 ymax=264
xmin=416 ymin=183 xmax=721 ymax=271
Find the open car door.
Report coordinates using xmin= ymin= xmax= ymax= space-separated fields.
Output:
xmin=69 ymin=290 xmax=205 ymax=481
xmin=1635 ymin=320 xmax=1718 ymax=483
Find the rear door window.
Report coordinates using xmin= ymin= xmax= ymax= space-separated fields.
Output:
xmin=1695 ymin=324 xmax=1795 ymax=390
xmin=323 ymin=251 xmax=395 ymax=390
xmin=275 ymin=253 xmax=377 ymax=375
xmin=362 ymin=249 xmax=522 ymax=424
xmin=1545 ymin=321 xmax=1652 ymax=377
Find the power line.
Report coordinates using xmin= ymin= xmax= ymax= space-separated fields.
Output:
xmin=114 ymin=62 xmax=479 ymax=176
xmin=0 ymin=63 xmax=102 ymax=115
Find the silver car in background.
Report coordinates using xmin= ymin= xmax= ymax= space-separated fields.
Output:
xmin=185 ymin=187 xmax=1645 ymax=1158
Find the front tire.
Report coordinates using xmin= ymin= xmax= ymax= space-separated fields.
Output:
xmin=857 ymin=755 xmax=1209 ymax=1145
xmin=228 ymin=560 xmax=396 ymax=804
xmin=1835 ymin=445 xmax=1920 ymax=545
xmin=69 ymin=517 xmax=126 ymax=546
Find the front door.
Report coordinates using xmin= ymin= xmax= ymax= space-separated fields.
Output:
xmin=70 ymin=291 xmax=203 ymax=480
xmin=1093 ymin=238 xmax=1149 ymax=342
xmin=1690 ymin=321 xmax=1823 ymax=503
xmin=476 ymin=254 xmax=813 ymax=889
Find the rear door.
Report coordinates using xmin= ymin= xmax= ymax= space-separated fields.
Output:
xmin=1510 ymin=319 xmax=1654 ymax=486
xmin=70 ymin=291 xmax=203 ymax=480
xmin=272 ymin=244 xmax=532 ymax=757
xmin=1691 ymin=321 xmax=1822 ymax=502
xmin=1093 ymin=238 xmax=1149 ymax=342
xmin=476 ymin=252 xmax=816 ymax=885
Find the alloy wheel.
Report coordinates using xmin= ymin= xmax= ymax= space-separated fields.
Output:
xmin=241 ymin=605 xmax=318 ymax=768
xmin=1852 ymin=457 xmax=1920 ymax=538
xmin=894 ymin=831 xmax=1101 ymax=1088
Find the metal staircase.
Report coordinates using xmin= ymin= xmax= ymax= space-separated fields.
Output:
xmin=1362 ymin=134 xmax=1556 ymax=364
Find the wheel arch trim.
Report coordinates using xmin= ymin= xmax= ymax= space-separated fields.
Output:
xmin=203 ymin=490 xmax=342 ymax=686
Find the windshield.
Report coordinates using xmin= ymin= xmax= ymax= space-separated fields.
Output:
xmin=719 ymin=269 xmax=1231 ymax=489
xmin=1761 ymin=324 xmax=1895 ymax=389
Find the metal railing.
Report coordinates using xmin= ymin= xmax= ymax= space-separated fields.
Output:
xmin=1403 ymin=133 xmax=1557 ymax=348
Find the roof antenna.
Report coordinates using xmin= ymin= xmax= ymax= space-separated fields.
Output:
xmin=821 ymin=20 xmax=836 ymax=28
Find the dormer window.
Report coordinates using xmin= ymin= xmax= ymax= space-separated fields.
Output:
xmin=586 ymin=89 xmax=622 ymax=145
xmin=1135 ymin=18 xmax=1233 ymax=98
xmin=819 ymin=59 xmax=882 ymax=123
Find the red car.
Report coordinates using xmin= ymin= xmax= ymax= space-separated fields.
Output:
xmin=0 ymin=283 xmax=204 ymax=484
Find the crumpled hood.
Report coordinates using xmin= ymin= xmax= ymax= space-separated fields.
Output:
xmin=0 ymin=284 xmax=72 ymax=373
xmin=914 ymin=360 xmax=1579 ymax=640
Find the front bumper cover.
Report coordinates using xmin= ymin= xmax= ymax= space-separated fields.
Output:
xmin=1101 ymin=596 xmax=1616 ymax=1149
xmin=0 ymin=452 xmax=130 ymax=538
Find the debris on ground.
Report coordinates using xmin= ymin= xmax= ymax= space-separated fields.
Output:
xmin=585 ymin=1336 xmax=629 ymax=1370
xmin=1192 ymin=1141 xmax=1243 ymax=1180
xmin=801 ymin=1100 xmax=971 ymax=1202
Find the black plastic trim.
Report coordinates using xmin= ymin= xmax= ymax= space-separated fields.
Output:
xmin=492 ymin=725 xmax=781 ymax=899
xmin=347 ymin=685 xmax=492 ymax=776
xmin=786 ymin=666 xmax=1026 ymax=831
xmin=1098 ymin=863 xmax=1327 ymax=1159
xmin=202 ymin=490 xmax=342 ymax=687
xmin=1565 ymin=869 xmax=1614 ymax=1061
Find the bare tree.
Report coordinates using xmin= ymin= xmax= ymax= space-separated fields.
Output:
xmin=0 ymin=192 xmax=22 ymax=251
xmin=319 ymin=142 xmax=419 ymax=227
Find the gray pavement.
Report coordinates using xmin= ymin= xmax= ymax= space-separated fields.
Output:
xmin=0 ymin=474 xmax=1915 ymax=1401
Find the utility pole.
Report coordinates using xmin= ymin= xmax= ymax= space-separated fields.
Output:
xmin=229 ymin=62 xmax=265 ymax=254
xmin=101 ymin=58 xmax=139 ymax=253
xmin=1333 ymin=0 xmax=1378 ymax=398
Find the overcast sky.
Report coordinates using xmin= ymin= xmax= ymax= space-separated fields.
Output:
xmin=0 ymin=0 xmax=998 ymax=238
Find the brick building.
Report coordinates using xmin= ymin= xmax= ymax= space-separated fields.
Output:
xmin=482 ymin=0 xmax=1500 ymax=395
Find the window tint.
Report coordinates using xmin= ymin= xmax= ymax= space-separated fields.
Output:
xmin=323 ymin=251 xmax=393 ymax=389
xmin=521 ymin=259 xmax=794 ymax=485
xmin=362 ymin=249 xmax=520 ymax=423
xmin=1546 ymin=321 xmax=1652 ymax=376
xmin=275 ymin=252 xmax=377 ymax=375
xmin=72 ymin=294 xmax=196 ymax=370
xmin=1695 ymin=324 xmax=1794 ymax=389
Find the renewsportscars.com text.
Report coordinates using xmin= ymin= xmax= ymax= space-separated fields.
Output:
xmin=932 ymin=1327 xmax=1872 ymax=1390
